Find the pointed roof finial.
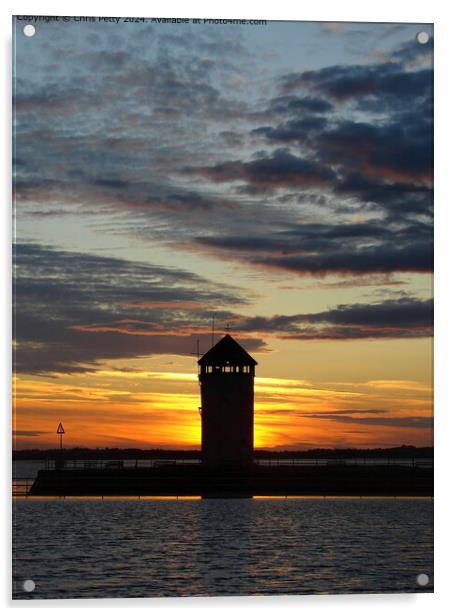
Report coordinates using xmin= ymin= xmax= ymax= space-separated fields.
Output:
xmin=198 ymin=334 xmax=257 ymax=366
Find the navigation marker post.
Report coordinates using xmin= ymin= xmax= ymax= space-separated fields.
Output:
xmin=57 ymin=422 xmax=65 ymax=450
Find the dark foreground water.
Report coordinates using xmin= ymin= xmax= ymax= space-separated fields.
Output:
xmin=13 ymin=498 xmax=433 ymax=599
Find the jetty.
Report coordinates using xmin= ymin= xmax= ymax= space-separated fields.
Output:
xmin=28 ymin=462 xmax=433 ymax=497
xmin=21 ymin=334 xmax=433 ymax=499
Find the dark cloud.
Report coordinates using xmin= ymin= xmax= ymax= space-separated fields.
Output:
xmin=334 ymin=174 xmax=432 ymax=220
xmin=13 ymin=430 xmax=49 ymax=437
xmin=270 ymin=95 xmax=334 ymax=115
xmin=194 ymin=219 xmax=432 ymax=276
xmin=252 ymin=94 xmax=333 ymax=145
xmin=13 ymin=82 xmax=100 ymax=114
xmin=318 ymin=119 xmax=432 ymax=184
xmin=13 ymin=243 xmax=265 ymax=374
xmin=246 ymin=56 xmax=433 ymax=227
xmin=280 ymin=62 xmax=432 ymax=106
xmin=13 ymin=242 xmax=431 ymax=378
xmin=254 ymin=242 xmax=432 ymax=277
xmin=308 ymin=409 xmax=388 ymax=415
xmin=13 ymin=26 xmax=433 ymax=287
xmin=244 ymin=51 xmax=433 ymax=229
xmin=185 ymin=148 xmax=336 ymax=192
xmin=14 ymin=170 xmax=239 ymax=220
xmin=13 ymin=23 xmax=263 ymax=224
xmin=232 ymin=297 xmax=433 ymax=339
xmin=252 ymin=117 xmax=327 ymax=144
xmin=301 ymin=297 xmax=433 ymax=328
xmin=304 ymin=413 xmax=432 ymax=429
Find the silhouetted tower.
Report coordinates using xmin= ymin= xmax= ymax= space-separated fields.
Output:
xmin=198 ymin=334 xmax=257 ymax=466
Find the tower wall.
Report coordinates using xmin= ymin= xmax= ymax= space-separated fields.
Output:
xmin=200 ymin=372 xmax=254 ymax=466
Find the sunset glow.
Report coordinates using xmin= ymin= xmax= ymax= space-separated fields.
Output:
xmin=13 ymin=18 xmax=433 ymax=452
xmin=13 ymin=362 xmax=432 ymax=449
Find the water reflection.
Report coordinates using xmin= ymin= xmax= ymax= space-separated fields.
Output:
xmin=13 ymin=498 xmax=433 ymax=599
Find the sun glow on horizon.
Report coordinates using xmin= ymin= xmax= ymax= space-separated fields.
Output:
xmin=13 ymin=362 xmax=433 ymax=451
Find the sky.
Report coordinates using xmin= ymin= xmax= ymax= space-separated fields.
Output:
xmin=12 ymin=16 xmax=433 ymax=450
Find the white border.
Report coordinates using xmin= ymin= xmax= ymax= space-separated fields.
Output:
xmin=2 ymin=1 xmax=451 ymax=614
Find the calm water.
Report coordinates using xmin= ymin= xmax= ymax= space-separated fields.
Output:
xmin=13 ymin=498 xmax=433 ymax=599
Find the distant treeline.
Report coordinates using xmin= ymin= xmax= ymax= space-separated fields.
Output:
xmin=13 ymin=445 xmax=433 ymax=460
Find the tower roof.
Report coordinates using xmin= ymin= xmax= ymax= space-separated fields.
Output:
xmin=198 ymin=334 xmax=258 ymax=366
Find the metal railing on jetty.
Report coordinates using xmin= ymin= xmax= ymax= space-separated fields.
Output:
xmin=44 ymin=458 xmax=203 ymax=471
xmin=12 ymin=479 xmax=34 ymax=497
xmin=256 ymin=457 xmax=433 ymax=468
xmin=38 ymin=457 xmax=433 ymax=471
xmin=12 ymin=457 xmax=433 ymax=497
